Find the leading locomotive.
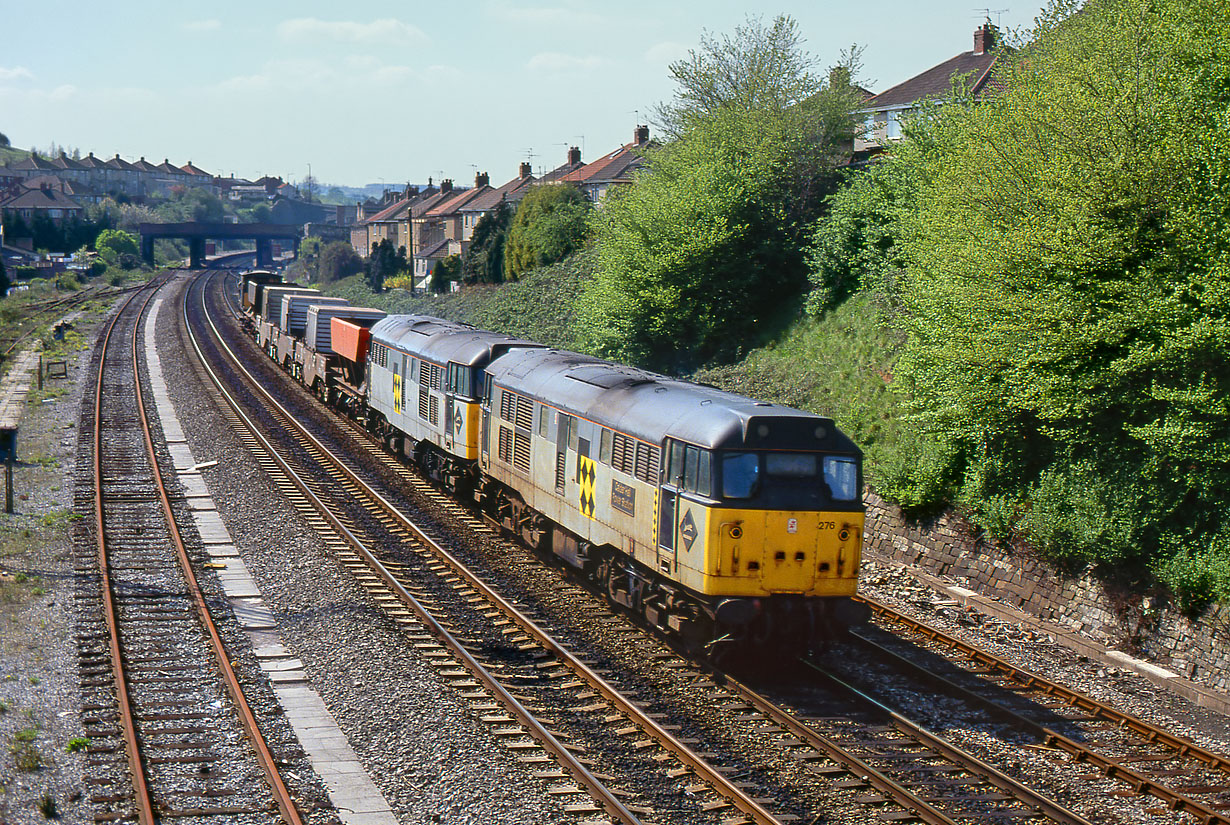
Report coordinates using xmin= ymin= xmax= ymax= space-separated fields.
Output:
xmin=240 ymin=272 xmax=866 ymax=655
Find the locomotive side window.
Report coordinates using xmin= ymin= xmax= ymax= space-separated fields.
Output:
xmin=665 ymin=441 xmax=711 ymax=497
xmin=566 ymin=415 xmax=579 ymax=451
xmin=537 ymin=405 xmax=550 ymax=438
xmin=722 ymin=452 xmax=760 ymax=499
xmin=823 ymin=456 xmax=859 ymax=501
xmin=599 ymin=428 xmax=612 ymax=464
xmin=667 ymin=441 xmax=684 ymax=486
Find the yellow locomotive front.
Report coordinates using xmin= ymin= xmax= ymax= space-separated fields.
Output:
xmin=656 ymin=430 xmax=865 ymax=646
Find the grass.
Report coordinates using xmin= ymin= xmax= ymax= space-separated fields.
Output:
xmin=10 ymin=728 xmax=42 ymax=771
xmin=693 ymin=294 xmax=905 ymax=486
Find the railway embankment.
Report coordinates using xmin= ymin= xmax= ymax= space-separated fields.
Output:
xmin=863 ymin=489 xmax=1230 ymax=709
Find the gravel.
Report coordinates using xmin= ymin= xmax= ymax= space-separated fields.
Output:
xmin=0 ymin=304 xmax=102 ymax=825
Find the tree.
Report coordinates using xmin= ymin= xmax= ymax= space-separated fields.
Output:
xmin=805 ymin=154 xmax=916 ymax=314
xmin=95 ymin=229 xmax=140 ymax=268
xmin=504 ymin=184 xmax=590 ymax=280
xmin=366 ymin=238 xmax=406 ymax=293
xmin=461 ymin=202 xmax=511 ymax=285
xmin=582 ymin=14 xmax=861 ymax=370
xmin=317 ymin=241 xmax=363 ymax=284
xmin=430 ymin=255 xmax=461 ymax=293
xmin=653 ymin=15 xmax=829 ymax=140
xmin=0 ymin=132 xmax=9 ymax=148
xmin=879 ymin=0 xmax=1230 ymax=610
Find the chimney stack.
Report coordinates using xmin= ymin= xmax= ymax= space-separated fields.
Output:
xmin=519 ymin=161 xmax=533 ymax=179
xmin=441 ymin=179 xmax=453 ymax=193
xmin=633 ymin=124 xmax=649 ymax=145
xmin=475 ymin=171 xmax=489 ymax=188
xmin=974 ymin=21 xmax=995 ymax=55
xmin=567 ymin=146 xmax=581 ymax=165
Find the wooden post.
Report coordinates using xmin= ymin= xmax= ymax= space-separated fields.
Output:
xmin=4 ymin=460 xmax=12 ymax=515
xmin=38 ymin=356 xmax=43 ymax=391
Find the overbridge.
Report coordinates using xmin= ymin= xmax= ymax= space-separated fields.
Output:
xmin=138 ymin=222 xmax=301 ymax=268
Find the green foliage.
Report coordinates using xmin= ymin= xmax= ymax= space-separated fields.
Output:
xmin=0 ymin=131 xmax=9 ymax=148
xmin=365 ymin=238 xmax=407 ymax=293
xmin=694 ymin=294 xmax=903 ymax=485
xmin=504 ymin=184 xmax=590 ymax=280
xmin=430 ymin=254 xmax=461 ymax=294
xmin=317 ymin=241 xmax=363 ymax=284
xmin=653 ymin=15 xmax=834 ymax=139
xmin=462 ymin=202 xmax=511 ymax=285
xmin=64 ymin=737 xmax=89 ymax=753
xmin=94 ymin=228 xmax=139 ymax=266
xmin=152 ymin=187 xmax=225 ymax=223
xmin=805 ymin=155 xmax=914 ymax=314
xmin=582 ymin=14 xmax=861 ymax=371
xmin=876 ymin=0 xmax=1230 ymax=610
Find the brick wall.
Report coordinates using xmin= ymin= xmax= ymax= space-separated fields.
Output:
xmin=862 ymin=489 xmax=1230 ymax=693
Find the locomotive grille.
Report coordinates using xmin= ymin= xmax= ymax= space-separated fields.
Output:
xmin=498 ymin=425 xmax=513 ymax=465
xmin=374 ymin=344 xmax=388 ymax=368
xmin=499 ymin=388 xmax=514 ymax=422
xmin=515 ymin=395 xmax=533 ymax=431
xmin=513 ymin=431 xmax=531 ymax=471
xmin=418 ymin=387 xmax=429 ymax=420
xmin=555 ymin=452 xmax=566 ymax=493
xmin=635 ymin=442 xmax=660 ymax=484
xmin=429 ymin=394 xmax=439 ymax=426
xmin=612 ymin=433 xmax=631 ymax=475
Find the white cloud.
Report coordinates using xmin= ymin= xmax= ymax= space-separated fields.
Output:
xmin=644 ymin=41 xmax=690 ymax=66
xmin=277 ymin=18 xmax=428 ymax=47
xmin=487 ymin=1 xmax=608 ymax=28
xmin=182 ymin=19 xmax=221 ymax=33
xmin=0 ymin=66 xmax=34 ymax=83
xmin=527 ymin=52 xmax=604 ymax=73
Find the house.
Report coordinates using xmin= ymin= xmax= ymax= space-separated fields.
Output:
xmin=856 ymin=22 xmax=1002 ymax=154
xmin=411 ymin=237 xmax=462 ymax=292
xmin=539 ymin=146 xmax=585 ymax=183
xmin=419 ymin=172 xmax=490 ymax=248
xmin=0 ymin=182 xmax=85 ymax=225
xmin=561 ymin=127 xmax=651 ymax=203
xmin=20 ymin=175 xmax=103 ymax=205
xmin=457 ymin=162 xmax=537 ymax=242
xmin=349 ymin=184 xmax=436 ymax=259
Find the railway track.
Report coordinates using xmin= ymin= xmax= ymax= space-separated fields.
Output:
xmin=847 ymin=596 xmax=1230 ymax=823
xmin=184 ymin=269 xmax=1178 ymax=824
xmin=73 ymin=273 xmax=303 ymax=825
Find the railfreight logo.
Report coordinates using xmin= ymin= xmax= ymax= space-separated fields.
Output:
xmin=578 ymin=455 xmax=596 ymax=519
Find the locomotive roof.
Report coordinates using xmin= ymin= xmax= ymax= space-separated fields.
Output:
xmin=370 ymin=315 xmax=543 ymax=369
xmin=487 ymin=348 xmax=860 ymax=455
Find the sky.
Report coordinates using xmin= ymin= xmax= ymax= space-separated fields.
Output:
xmin=1 ymin=1 xmax=1042 ymax=190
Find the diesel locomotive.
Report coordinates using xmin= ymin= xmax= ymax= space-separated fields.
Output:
xmin=238 ymin=271 xmax=867 ymax=654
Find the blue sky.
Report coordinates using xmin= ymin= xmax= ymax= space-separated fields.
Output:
xmin=1 ymin=1 xmax=1041 ymax=189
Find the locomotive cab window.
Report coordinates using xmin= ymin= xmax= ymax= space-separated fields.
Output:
xmin=722 ymin=452 xmax=760 ymax=499
xmin=823 ymin=456 xmax=859 ymax=501
xmin=446 ymin=363 xmax=474 ymax=399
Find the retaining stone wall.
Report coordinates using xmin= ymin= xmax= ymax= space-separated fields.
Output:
xmin=862 ymin=489 xmax=1230 ymax=694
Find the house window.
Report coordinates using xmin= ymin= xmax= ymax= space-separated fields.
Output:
xmin=886 ymin=110 xmax=903 ymax=140
xmin=863 ymin=114 xmax=876 ymax=142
